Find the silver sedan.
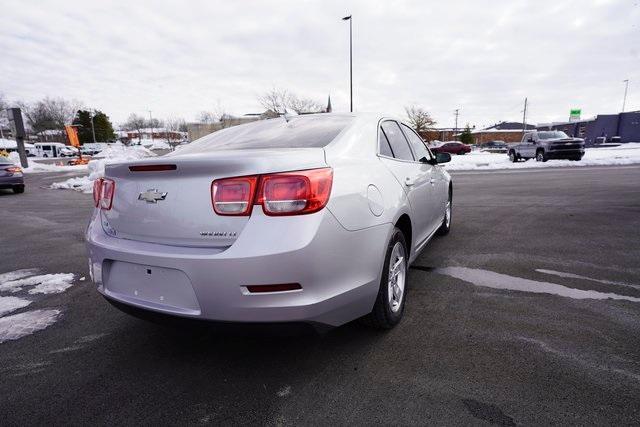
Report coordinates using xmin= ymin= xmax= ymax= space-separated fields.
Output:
xmin=86 ymin=113 xmax=452 ymax=329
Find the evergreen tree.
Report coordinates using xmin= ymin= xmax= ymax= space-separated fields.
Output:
xmin=72 ymin=110 xmax=116 ymax=144
xmin=460 ymin=124 xmax=474 ymax=145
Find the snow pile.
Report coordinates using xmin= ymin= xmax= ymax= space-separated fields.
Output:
xmin=444 ymin=143 xmax=640 ymax=171
xmin=51 ymin=145 xmax=157 ymax=193
xmin=0 ymin=269 xmax=77 ymax=344
xmin=7 ymin=152 xmax=88 ymax=174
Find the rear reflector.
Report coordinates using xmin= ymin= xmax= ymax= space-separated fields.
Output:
xmin=129 ymin=164 xmax=177 ymax=172
xmin=246 ymin=283 xmax=302 ymax=293
xmin=211 ymin=176 xmax=258 ymax=216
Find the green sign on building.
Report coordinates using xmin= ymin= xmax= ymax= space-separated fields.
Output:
xmin=569 ymin=109 xmax=581 ymax=121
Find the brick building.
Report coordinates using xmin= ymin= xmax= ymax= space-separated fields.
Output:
xmin=469 ymin=122 xmax=536 ymax=144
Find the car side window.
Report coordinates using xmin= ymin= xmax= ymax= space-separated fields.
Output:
xmin=380 ymin=121 xmax=414 ymax=161
xmin=401 ymin=124 xmax=432 ymax=161
xmin=378 ymin=130 xmax=394 ymax=157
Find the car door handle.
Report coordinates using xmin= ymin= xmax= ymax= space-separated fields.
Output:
xmin=405 ymin=177 xmax=416 ymax=186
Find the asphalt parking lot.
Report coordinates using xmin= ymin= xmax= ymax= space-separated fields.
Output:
xmin=1 ymin=165 xmax=639 ymax=425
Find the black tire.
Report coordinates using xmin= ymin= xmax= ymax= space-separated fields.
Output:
xmin=362 ymin=228 xmax=408 ymax=329
xmin=437 ymin=190 xmax=452 ymax=236
xmin=508 ymin=150 xmax=517 ymax=163
xmin=536 ymin=150 xmax=547 ymax=162
xmin=13 ymin=185 xmax=25 ymax=194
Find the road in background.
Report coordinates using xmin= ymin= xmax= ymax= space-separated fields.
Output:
xmin=1 ymin=166 xmax=639 ymax=425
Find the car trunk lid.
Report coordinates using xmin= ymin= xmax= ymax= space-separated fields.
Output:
xmin=101 ymin=148 xmax=327 ymax=248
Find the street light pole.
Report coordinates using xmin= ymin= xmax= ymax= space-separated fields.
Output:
xmin=342 ymin=15 xmax=353 ymax=112
xmin=90 ymin=111 xmax=97 ymax=143
xmin=622 ymin=79 xmax=629 ymax=113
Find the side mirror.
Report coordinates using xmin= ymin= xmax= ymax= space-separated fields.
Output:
xmin=435 ymin=152 xmax=451 ymax=164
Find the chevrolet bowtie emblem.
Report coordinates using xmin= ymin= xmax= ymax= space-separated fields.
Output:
xmin=138 ymin=189 xmax=168 ymax=203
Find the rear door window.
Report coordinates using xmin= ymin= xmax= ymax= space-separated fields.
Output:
xmin=380 ymin=121 xmax=414 ymax=161
xmin=378 ymin=131 xmax=394 ymax=157
xmin=401 ymin=124 xmax=432 ymax=161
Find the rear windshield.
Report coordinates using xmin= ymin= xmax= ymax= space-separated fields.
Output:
xmin=177 ymin=114 xmax=354 ymax=153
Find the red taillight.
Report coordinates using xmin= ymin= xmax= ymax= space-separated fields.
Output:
xmin=92 ymin=179 xmax=103 ymax=207
xmin=211 ymin=176 xmax=258 ymax=216
xmin=211 ymin=168 xmax=333 ymax=217
xmin=5 ymin=166 xmax=22 ymax=174
xmin=99 ymin=178 xmax=115 ymax=210
xmin=259 ymin=168 xmax=333 ymax=216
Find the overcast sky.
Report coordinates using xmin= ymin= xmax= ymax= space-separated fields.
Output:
xmin=1 ymin=0 xmax=638 ymax=128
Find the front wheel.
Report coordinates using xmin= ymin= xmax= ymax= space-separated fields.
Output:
xmin=508 ymin=151 xmax=517 ymax=163
xmin=362 ymin=228 xmax=408 ymax=329
xmin=536 ymin=150 xmax=547 ymax=162
xmin=437 ymin=192 xmax=452 ymax=236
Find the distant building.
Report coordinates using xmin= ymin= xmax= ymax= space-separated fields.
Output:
xmin=537 ymin=111 xmax=640 ymax=145
xmin=467 ymin=122 xmax=535 ymax=144
xmin=186 ymin=114 xmax=263 ymax=141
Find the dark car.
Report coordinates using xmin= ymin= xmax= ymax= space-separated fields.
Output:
xmin=0 ymin=157 xmax=25 ymax=193
xmin=431 ymin=141 xmax=471 ymax=155
xmin=479 ymin=140 xmax=508 ymax=153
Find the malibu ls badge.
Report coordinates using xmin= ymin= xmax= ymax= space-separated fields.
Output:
xmin=138 ymin=189 xmax=168 ymax=203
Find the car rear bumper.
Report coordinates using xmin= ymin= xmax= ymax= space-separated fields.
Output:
xmin=86 ymin=208 xmax=390 ymax=327
xmin=0 ymin=176 xmax=24 ymax=188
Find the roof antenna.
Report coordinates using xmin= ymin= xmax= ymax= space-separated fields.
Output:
xmin=283 ymin=108 xmax=298 ymax=123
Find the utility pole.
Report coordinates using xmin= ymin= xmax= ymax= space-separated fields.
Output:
xmin=454 ymin=109 xmax=459 ymax=140
xmin=6 ymin=108 xmax=28 ymax=168
xmin=522 ymin=97 xmax=528 ymax=138
xmin=148 ymin=110 xmax=154 ymax=143
xmin=622 ymin=79 xmax=629 ymax=112
xmin=342 ymin=15 xmax=353 ymax=112
xmin=90 ymin=111 xmax=97 ymax=143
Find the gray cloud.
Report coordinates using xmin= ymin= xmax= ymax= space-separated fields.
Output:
xmin=1 ymin=0 xmax=638 ymax=127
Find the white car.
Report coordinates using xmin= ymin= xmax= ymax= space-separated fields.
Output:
xmin=86 ymin=113 xmax=453 ymax=329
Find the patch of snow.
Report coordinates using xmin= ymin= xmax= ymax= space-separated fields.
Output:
xmin=79 ymin=276 xmax=86 ymax=281
xmin=443 ymin=143 xmax=640 ymax=171
xmin=0 ymin=309 xmax=61 ymax=343
xmin=0 ymin=273 xmax=75 ymax=294
xmin=0 ymin=296 xmax=32 ymax=317
xmin=276 ymin=385 xmax=292 ymax=397
xmin=0 ymin=268 xmax=40 ymax=283
xmin=7 ymin=152 xmax=88 ymax=174
xmin=435 ymin=267 xmax=640 ymax=302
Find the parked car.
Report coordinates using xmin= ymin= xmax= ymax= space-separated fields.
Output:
xmin=431 ymin=141 xmax=471 ymax=155
xmin=0 ymin=157 xmax=25 ymax=194
xmin=59 ymin=146 xmax=80 ymax=157
xmin=86 ymin=113 xmax=453 ymax=330
xmin=479 ymin=140 xmax=508 ymax=153
xmin=508 ymin=131 xmax=585 ymax=162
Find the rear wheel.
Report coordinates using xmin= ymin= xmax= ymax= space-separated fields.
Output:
xmin=13 ymin=185 xmax=25 ymax=194
xmin=508 ymin=150 xmax=517 ymax=162
xmin=362 ymin=228 xmax=408 ymax=329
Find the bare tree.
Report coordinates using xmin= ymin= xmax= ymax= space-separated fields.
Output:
xmin=258 ymin=88 xmax=288 ymax=116
xmin=405 ymin=105 xmax=437 ymax=134
xmin=122 ymin=113 xmax=147 ymax=144
xmin=19 ymin=97 xmax=82 ymax=133
xmin=165 ymin=116 xmax=186 ymax=150
xmin=0 ymin=94 xmax=8 ymax=139
xmin=198 ymin=111 xmax=216 ymax=124
xmin=287 ymin=94 xmax=323 ymax=114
